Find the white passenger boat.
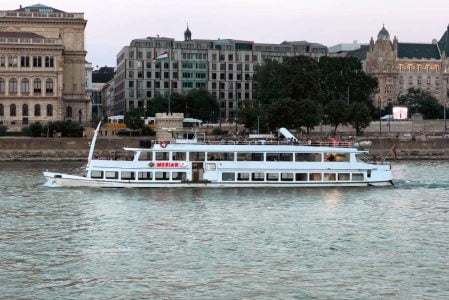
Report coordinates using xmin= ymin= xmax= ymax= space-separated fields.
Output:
xmin=43 ymin=124 xmax=393 ymax=188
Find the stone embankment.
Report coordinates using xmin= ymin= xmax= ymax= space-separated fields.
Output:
xmin=1 ymin=137 xmax=449 ymax=161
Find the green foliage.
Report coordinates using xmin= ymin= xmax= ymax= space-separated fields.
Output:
xmin=124 ymin=108 xmax=144 ymax=130
xmin=348 ymin=102 xmax=372 ymax=135
xmin=397 ymin=88 xmax=443 ymax=119
xmin=140 ymin=126 xmax=155 ymax=136
xmin=296 ymin=99 xmax=321 ymax=134
xmin=29 ymin=122 xmax=43 ymax=137
xmin=324 ymin=99 xmax=349 ymax=134
xmin=0 ymin=125 xmax=7 ymax=136
xmin=212 ymin=127 xmax=225 ymax=135
xmin=43 ymin=121 xmax=84 ymax=137
xmin=267 ymin=98 xmax=301 ymax=130
xmin=21 ymin=126 xmax=31 ymax=136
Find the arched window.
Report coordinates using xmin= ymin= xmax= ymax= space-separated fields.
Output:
xmin=22 ymin=104 xmax=28 ymax=116
xmin=9 ymin=78 xmax=17 ymax=94
xmin=46 ymin=104 xmax=53 ymax=116
xmin=8 ymin=55 xmax=17 ymax=67
xmin=66 ymin=106 xmax=72 ymax=118
xmin=34 ymin=104 xmax=41 ymax=116
xmin=0 ymin=78 xmax=4 ymax=94
xmin=0 ymin=56 xmax=5 ymax=67
xmin=0 ymin=104 xmax=4 ymax=116
xmin=21 ymin=78 xmax=29 ymax=94
xmin=46 ymin=78 xmax=53 ymax=94
xmin=33 ymin=78 xmax=41 ymax=94
xmin=10 ymin=104 xmax=16 ymax=116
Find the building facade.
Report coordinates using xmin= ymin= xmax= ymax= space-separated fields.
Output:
xmin=0 ymin=4 xmax=90 ymax=128
xmin=348 ymin=25 xmax=449 ymax=108
xmin=114 ymin=27 xmax=328 ymax=120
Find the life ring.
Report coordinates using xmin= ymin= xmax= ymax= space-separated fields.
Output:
xmin=160 ymin=141 xmax=168 ymax=148
xmin=148 ymin=162 xmax=155 ymax=167
xmin=180 ymin=162 xmax=187 ymax=168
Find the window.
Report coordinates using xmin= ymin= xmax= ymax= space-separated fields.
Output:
xmin=207 ymin=152 xmax=234 ymax=161
xmin=10 ymin=104 xmax=16 ymax=116
xmin=20 ymin=56 xmax=30 ymax=67
xmin=281 ymin=173 xmax=294 ymax=181
xmin=155 ymin=172 xmax=170 ymax=180
xmin=295 ymin=173 xmax=308 ymax=181
xmin=105 ymin=171 xmax=119 ymax=179
xmin=9 ymin=78 xmax=17 ymax=94
xmin=121 ymin=171 xmax=135 ymax=180
xmin=0 ymin=56 xmax=5 ymax=67
xmin=295 ymin=153 xmax=321 ymax=162
xmin=34 ymin=79 xmax=41 ymax=94
xmin=45 ymin=56 xmax=54 ymax=68
xmin=222 ymin=172 xmax=235 ymax=181
xmin=172 ymin=152 xmax=186 ymax=161
xmin=266 ymin=173 xmax=279 ymax=181
xmin=324 ymin=153 xmax=349 ymax=162
xmin=22 ymin=104 xmax=28 ymax=116
xmin=323 ymin=173 xmax=336 ymax=181
xmin=33 ymin=56 xmax=42 ymax=67
xmin=172 ymin=172 xmax=186 ymax=181
xmin=352 ymin=173 xmax=364 ymax=181
xmin=46 ymin=79 xmax=53 ymax=94
xmin=0 ymin=104 xmax=3 ymax=116
xmin=47 ymin=104 xmax=53 ymax=116
xmin=189 ymin=152 xmax=205 ymax=161
xmin=309 ymin=173 xmax=322 ymax=181
xmin=155 ymin=152 xmax=169 ymax=160
xmin=266 ymin=153 xmax=293 ymax=161
xmin=138 ymin=172 xmax=152 ymax=180
xmin=338 ymin=173 xmax=350 ymax=181
xmin=0 ymin=78 xmax=4 ymax=94
xmin=91 ymin=170 xmax=103 ymax=179
xmin=251 ymin=172 xmax=264 ymax=181
xmin=21 ymin=78 xmax=29 ymax=94
xmin=237 ymin=152 xmax=264 ymax=161
xmin=34 ymin=104 xmax=40 ymax=116
xmin=66 ymin=106 xmax=72 ymax=118
xmin=237 ymin=173 xmax=250 ymax=181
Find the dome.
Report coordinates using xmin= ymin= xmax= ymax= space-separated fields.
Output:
xmin=378 ymin=25 xmax=390 ymax=38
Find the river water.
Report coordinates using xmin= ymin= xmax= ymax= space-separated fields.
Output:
xmin=1 ymin=161 xmax=448 ymax=299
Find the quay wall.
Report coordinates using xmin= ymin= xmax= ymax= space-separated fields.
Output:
xmin=0 ymin=137 xmax=449 ymax=161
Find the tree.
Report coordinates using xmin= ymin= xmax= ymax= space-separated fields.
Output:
xmin=29 ymin=122 xmax=43 ymax=137
xmin=185 ymin=89 xmax=219 ymax=122
xmin=297 ymin=99 xmax=321 ymax=134
xmin=324 ymin=99 xmax=349 ymax=134
xmin=397 ymin=88 xmax=443 ymax=119
xmin=124 ymin=108 xmax=144 ymax=130
xmin=0 ymin=125 xmax=7 ymax=136
xmin=266 ymin=98 xmax=301 ymax=130
xmin=348 ymin=102 xmax=372 ymax=135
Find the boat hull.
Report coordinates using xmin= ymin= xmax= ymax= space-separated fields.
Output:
xmin=43 ymin=172 xmax=393 ymax=188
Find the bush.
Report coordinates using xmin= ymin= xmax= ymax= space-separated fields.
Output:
xmin=43 ymin=121 xmax=84 ymax=138
xmin=141 ymin=126 xmax=155 ymax=136
xmin=212 ymin=127 xmax=225 ymax=135
xmin=29 ymin=122 xmax=43 ymax=137
xmin=21 ymin=126 xmax=31 ymax=136
xmin=0 ymin=125 xmax=7 ymax=136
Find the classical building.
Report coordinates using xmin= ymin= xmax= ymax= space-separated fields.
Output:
xmin=0 ymin=4 xmax=90 ymax=128
xmin=348 ymin=25 xmax=449 ymax=108
xmin=113 ymin=27 xmax=328 ymax=120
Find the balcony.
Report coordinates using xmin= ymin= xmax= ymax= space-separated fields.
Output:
xmin=0 ymin=37 xmax=62 ymax=46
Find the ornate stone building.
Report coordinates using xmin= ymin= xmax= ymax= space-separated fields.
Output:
xmin=348 ymin=25 xmax=449 ymax=108
xmin=0 ymin=4 xmax=89 ymax=128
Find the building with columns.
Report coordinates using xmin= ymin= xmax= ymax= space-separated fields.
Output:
xmin=113 ymin=26 xmax=328 ymax=120
xmin=348 ymin=25 xmax=449 ymax=108
xmin=0 ymin=4 xmax=90 ymax=128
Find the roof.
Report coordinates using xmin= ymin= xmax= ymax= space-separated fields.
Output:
xmin=0 ymin=31 xmax=44 ymax=39
xmin=346 ymin=45 xmax=369 ymax=60
xmin=378 ymin=25 xmax=390 ymax=37
xmin=397 ymin=43 xmax=440 ymax=59
xmin=438 ymin=26 xmax=449 ymax=57
xmin=15 ymin=4 xmax=64 ymax=13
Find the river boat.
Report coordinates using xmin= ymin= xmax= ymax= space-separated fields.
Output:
xmin=43 ymin=124 xmax=393 ymax=188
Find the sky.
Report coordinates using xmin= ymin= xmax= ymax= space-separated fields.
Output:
xmin=3 ymin=0 xmax=449 ymax=68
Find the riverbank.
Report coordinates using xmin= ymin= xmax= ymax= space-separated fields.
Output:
xmin=1 ymin=137 xmax=449 ymax=161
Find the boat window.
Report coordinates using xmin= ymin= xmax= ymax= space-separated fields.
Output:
xmin=237 ymin=173 xmax=250 ymax=181
xmin=324 ymin=153 xmax=349 ymax=162
xmin=138 ymin=152 xmax=153 ymax=161
xmin=323 ymin=173 xmax=336 ymax=181
xmin=266 ymin=153 xmax=293 ymax=161
xmin=296 ymin=153 xmax=322 ymax=162
xmin=189 ymin=152 xmax=205 ymax=161
xmin=352 ymin=173 xmax=364 ymax=181
xmin=237 ymin=152 xmax=264 ymax=161
xmin=105 ymin=171 xmax=118 ymax=179
xmin=295 ymin=173 xmax=308 ymax=181
xmin=222 ymin=172 xmax=235 ymax=181
xmin=91 ymin=170 xmax=103 ymax=179
xmin=281 ymin=173 xmax=294 ymax=181
xmin=266 ymin=173 xmax=279 ymax=181
xmin=138 ymin=171 xmax=153 ymax=180
xmin=155 ymin=152 xmax=169 ymax=160
xmin=207 ymin=152 xmax=234 ymax=161
xmin=251 ymin=172 xmax=264 ymax=181
xmin=155 ymin=172 xmax=170 ymax=180
xmin=172 ymin=152 xmax=186 ymax=161
xmin=309 ymin=173 xmax=322 ymax=181
xmin=121 ymin=171 xmax=135 ymax=180
xmin=338 ymin=173 xmax=350 ymax=181
xmin=172 ymin=172 xmax=187 ymax=181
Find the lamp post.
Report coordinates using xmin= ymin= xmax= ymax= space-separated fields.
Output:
xmin=378 ymin=97 xmax=382 ymax=137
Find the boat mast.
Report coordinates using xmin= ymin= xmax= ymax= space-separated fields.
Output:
xmin=87 ymin=122 xmax=101 ymax=174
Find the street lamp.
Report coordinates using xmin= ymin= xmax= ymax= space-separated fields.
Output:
xmin=378 ymin=97 xmax=382 ymax=137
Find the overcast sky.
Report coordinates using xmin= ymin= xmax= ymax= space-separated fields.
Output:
xmin=4 ymin=0 xmax=449 ymax=68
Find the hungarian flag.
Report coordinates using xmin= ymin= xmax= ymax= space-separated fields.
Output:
xmin=154 ymin=51 xmax=169 ymax=61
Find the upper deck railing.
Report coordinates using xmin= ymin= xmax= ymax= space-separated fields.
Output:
xmin=156 ymin=139 xmax=357 ymax=148
xmin=0 ymin=11 xmax=84 ymax=19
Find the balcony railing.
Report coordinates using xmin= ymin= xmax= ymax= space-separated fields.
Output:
xmin=0 ymin=11 xmax=84 ymax=19
xmin=0 ymin=37 xmax=61 ymax=45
